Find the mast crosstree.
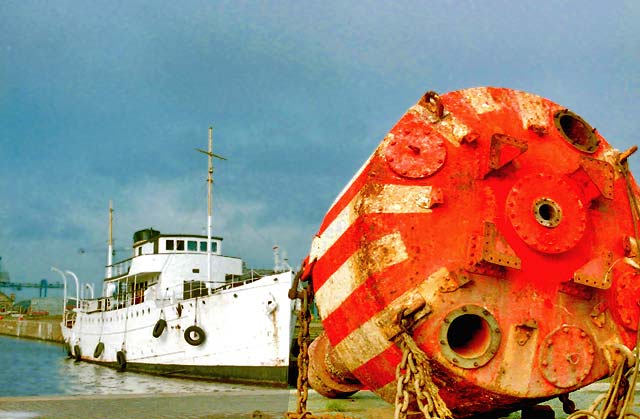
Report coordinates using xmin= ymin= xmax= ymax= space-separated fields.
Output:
xmin=196 ymin=126 xmax=227 ymax=284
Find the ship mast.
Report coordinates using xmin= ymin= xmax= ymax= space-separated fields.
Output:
xmin=106 ymin=200 xmax=113 ymax=279
xmin=196 ymin=127 xmax=226 ymax=283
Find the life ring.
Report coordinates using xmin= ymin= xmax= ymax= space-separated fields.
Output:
xmin=93 ymin=342 xmax=105 ymax=358
xmin=152 ymin=319 xmax=167 ymax=338
xmin=116 ymin=350 xmax=127 ymax=370
xmin=73 ymin=345 xmax=81 ymax=361
xmin=184 ymin=325 xmax=206 ymax=346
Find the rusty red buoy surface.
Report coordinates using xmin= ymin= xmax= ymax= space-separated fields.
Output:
xmin=303 ymin=87 xmax=640 ymax=417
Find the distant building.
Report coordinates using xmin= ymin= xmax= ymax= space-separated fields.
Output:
xmin=0 ymin=291 xmax=14 ymax=313
xmin=30 ymin=297 xmax=64 ymax=316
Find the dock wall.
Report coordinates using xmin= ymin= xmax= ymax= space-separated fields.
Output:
xmin=0 ymin=317 xmax=63 ymax=343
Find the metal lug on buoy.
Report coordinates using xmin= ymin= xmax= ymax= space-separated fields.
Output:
xmin=308 ymin=332 xmax=363 ymax=398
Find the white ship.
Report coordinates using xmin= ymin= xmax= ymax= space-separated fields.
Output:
xmin=58 ymin=128 xmax=297 ymax=385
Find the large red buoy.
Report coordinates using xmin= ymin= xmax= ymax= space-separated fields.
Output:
xmin=303 ymin=87 xmax=640 ymax=417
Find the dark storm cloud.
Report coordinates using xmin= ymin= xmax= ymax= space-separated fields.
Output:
xmin=0 ymin=1 xmax=638 ymax=287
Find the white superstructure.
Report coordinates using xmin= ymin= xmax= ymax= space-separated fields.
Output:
xmin=60 ymin=127 xmax=296 ymax=385
xmin=61 ymin=229 xmax=296 ymax=385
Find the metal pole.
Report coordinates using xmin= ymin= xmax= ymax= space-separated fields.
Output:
xmin=51 ymin=267 xmax=67 ymax=314
xmin=65 ymin=270 xmax=80 ymax=309
xmin=195 ymin=127 xmax=226 ymax=285
xmin=107 ymin=200 xmax=113 ymax=279
xmin=207 ymin=127 xmax=213 ymax=284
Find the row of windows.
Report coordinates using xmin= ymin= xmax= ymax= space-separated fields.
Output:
xmin=165 ymin=239 xmax=218 ymax=253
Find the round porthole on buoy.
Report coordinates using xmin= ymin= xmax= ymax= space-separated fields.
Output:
xmin=439 ymin=305 xmax=502 ymax=369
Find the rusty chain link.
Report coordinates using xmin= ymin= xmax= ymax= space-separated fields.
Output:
xmin=286 ymin=286 xmax=311 ymax=418
xmin=566 ymin=351 xmax=638 ymax=419
xmin=394 ymin=313 xmax=452 ymax=419
xmin=285 ymin=272 xmax=359 ymax=419
xmin=420 ymin=91 xmax=445 ymax=120
xmin=564 ymin=156 xmax=640 ymax=419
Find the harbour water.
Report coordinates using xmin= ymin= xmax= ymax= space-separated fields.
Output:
xmin=2 ymin=336 xmax=634 ymax=419
xmin=0 ymin=335 xmax=270 ymax=397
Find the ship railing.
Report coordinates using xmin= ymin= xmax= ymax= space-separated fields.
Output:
xmin=63 ymin=309 xmax=77 ymax=329
xmin=151 ymin=275 xmax=257 ymax=306
xmin=106 ymin=259 xmax=132 ymax=278
xmin=80 ymin=297 xmax=110 ymax=313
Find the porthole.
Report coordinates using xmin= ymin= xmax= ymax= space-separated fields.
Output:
xmin=554 ymin=109 xmax=598 ymax=153
xmin=439 ymin=305 xmax=502 ymax=369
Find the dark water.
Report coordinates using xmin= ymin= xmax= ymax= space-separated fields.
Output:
xmin=0 ymin=335 xmax=261 ymax=397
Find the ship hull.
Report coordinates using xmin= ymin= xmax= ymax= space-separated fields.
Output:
xmin=61 ymin=271 xmax=296 ymax=386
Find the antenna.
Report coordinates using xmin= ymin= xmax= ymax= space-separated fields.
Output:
xmin=196 ymin=126 xmax=226 ymax=283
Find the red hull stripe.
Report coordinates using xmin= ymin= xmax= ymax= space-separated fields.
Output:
xmin=352 ymin=344 xmax=401 ymax=391
xmin=317 ymin=155 xmax=377 ymax=236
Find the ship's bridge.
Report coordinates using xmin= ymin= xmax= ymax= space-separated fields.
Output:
xmin=132 ymin=229 xmax=223 ymax=257
xmin=106 ymin=229 xmax=237 ymax=279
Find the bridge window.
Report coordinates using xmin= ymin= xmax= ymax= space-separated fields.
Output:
xmin=166 ymin=240 xmax=174 ymax=251
xmin=177 ymin=240 xmax=185 ymax=251
xmin=188 ymin=241 xmax=197 ymax=251
xmin=198 ymin=241 xmax=218 ymax=253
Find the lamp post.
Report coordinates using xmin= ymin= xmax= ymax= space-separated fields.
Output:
xmin=51 ymin=267 xmax=68 ymax=314
xmin=64 ymin=270 xmax=80 ymax=309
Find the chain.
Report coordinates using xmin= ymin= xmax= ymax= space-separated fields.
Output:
xmin=287 ymin=287 xmax=312 ymax=418
xmin=566 ymin=352 xmax=638 ymax=419
xmin=394 ymin=330 xmax=452 ymax=419
xmin=565 ymin=152 xmax=640 ymax=419
xmin=285 ymin=267 xmax=359 ymax=419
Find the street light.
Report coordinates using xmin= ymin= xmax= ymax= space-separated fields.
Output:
xmin=64 ymin=270 xmax=80 ymax=309
xmin=51 ymin=267 xmax=69 ymax=314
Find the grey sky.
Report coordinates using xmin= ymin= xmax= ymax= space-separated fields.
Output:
xmin=1 ymin=1 xmax=638 ymax=291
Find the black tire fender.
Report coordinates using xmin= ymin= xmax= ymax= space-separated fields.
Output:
xmin=93 ymin=342 xmax=105 ymax=358
xmin=64 ymin=342 xmax=72 ymax=358
xmin=73 ymin=344 xmax=81 ymax=361
xmin=184 ymin=325 xmax=206 ymax=346
xmin=116 ymin=350 xmax=127 ymax=370
xmin=152 ymin=319 xmax=167 ymax=338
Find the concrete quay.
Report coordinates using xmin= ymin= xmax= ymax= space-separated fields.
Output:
xmin=0 ymin=316 xmax=63 ymax=342
xmin=0 ymin=383 xmax=638 ymax=419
